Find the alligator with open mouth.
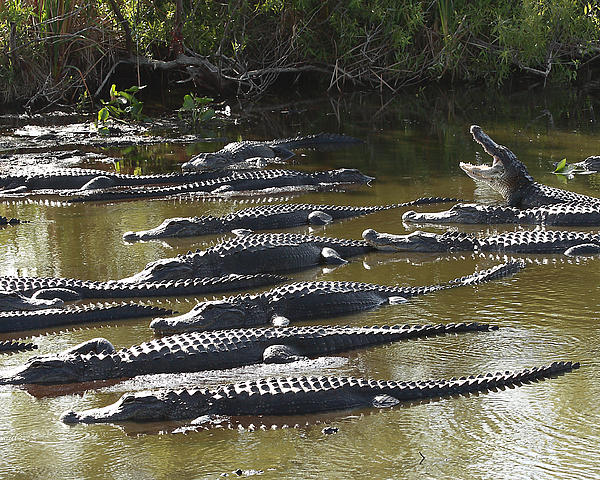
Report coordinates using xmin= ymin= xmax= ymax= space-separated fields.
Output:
xmin=67 ymin=168 xmax=374 ymax=203
xmin=181 ymin=133 xmax=362 ymax=172
xmin=122 ymin=233 xmax=374 ymax=284
xmin=402 ymin=202 xmax=600 ymax=226
xmin=362 ymin=228 xmax=600 ymax=256
xmin=60 ymin=361 xmax=580 ymax=424
xmin=0 ymin=323 xmax=495 ymax=385
xmin=149 ymin=261 xmax=523 ymax=334
xmin=123 ymin=197 xmax=459 ymax=242
xmin=0 ymin=303 xmax=171 ymax=333
xmin=461 ymin=126 xmax=600 ymax=207
xmin=0 ymin=273 xmax=285 ymax=302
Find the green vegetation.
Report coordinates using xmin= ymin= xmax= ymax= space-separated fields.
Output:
xmin=177 ymin=94 xmax=215 ymax=129
xmin=95 ymin=84 xmax=148 ymax=134
xmin=2 ymin=1 xmax=600 ymax=107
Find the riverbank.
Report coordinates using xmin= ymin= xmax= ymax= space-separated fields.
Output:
xmin=2 ymin=1 xmax=600 ymax=111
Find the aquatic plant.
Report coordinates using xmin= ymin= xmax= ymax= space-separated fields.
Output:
xmin=177 ymin=93 xmax=215 ymax=129
xmin=96 ymin=84 xmax=148 ymax=134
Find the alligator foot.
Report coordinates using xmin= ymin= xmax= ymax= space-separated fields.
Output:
xmin=262 ymin=344 xmax=307 ymax=364
xmin=31 ymin=288 xmax=82 ymax=302
xmin=564 ymin=243 xmax=600 ymax=256
xmin=321 ymin=247 xmax=348 ymax=265
xmin=308 ymin=211 xmax=333 ymax=225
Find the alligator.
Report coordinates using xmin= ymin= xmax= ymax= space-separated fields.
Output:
xmin=0 ymin=323 xmax=496 ymax=385
xmin=402 ymin=202 xmax=600 ymax=226
xmin=0 ymin=273 xmax=285 ymax=302
xmin=0 ymin=340 xmax=37 ymax=353
xmin=180 ymin=133 xmax=362 ymax=172
xmin=67 ymin=168 xmax=374 ymax=203
xmin=0 ymin=167 xmax=227 ymax=194
xmin=0 ymin=290 xmax=64 ymax=312
xmin=461 ymin=125 xmax=600 ymax=207
xmin=121 ymin=233 xmax=374 ymax=284
xmin=362 ymin=228 xmax=600 ymax=256
xmin=123 ymin=197 xmax=459 ymax=242
xmin=60 ymin=361 xmax=580 ymax=424
xmin=149 ymin=261 xmax=523 ymax=334
xmin=0 ymin=303 xmax=171 ymax=333
xmin=0 ymin=216 xmax=23 ymax=226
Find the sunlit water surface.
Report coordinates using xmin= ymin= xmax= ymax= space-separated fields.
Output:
xmin=0 ymin=88 xmax=599 ymax=479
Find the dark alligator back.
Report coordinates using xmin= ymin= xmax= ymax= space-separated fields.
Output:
xmin=0 ymin=168 xmax=226 ymax=191
xmin=188 ymin=233 xmax=373 ymax=274
xmin=480 ymin=230 xmax=600 ymax=253
xmin=0 ymin=274 xmax=285 ymax=299
xmin=68 ymin=169 xmax=370 ymax=202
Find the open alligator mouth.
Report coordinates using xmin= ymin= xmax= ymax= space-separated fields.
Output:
xmin=459 ymin=156 xmax=504 ymax=183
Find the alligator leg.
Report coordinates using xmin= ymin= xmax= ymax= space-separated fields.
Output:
xmin=31 ymin=288 xmax=82 ymax=301
xmin=388 ymin=296 xmax=409 ymax=305
xmin=371 ymin=394 xmax=402 ymax=408
xmin=564 ymin=243 xmax=600 ymax=256
xmin=231 ymin=228 xmax=254 ymax=236
xmin=271 ymin=146 xmax=296 ymax=160
xmin=271 ymin=315 xmax=291 ymax=327
xmin=320 ymin=247 xmax=348 ymax=265
xmin=308 ymin=211 xmax=333 ymax=225
xmin=79 ymin=176 xmax=116 ymax=190
xmin=262 ymin=344 xmax=307 ymax=364
xmin=61 ymin=338 xmax=116 ymax=356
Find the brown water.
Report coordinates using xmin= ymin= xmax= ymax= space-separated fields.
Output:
xmin=1 ymin=88 xmax=599 ymax=479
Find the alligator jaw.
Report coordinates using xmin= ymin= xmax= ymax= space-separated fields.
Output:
xmin=120 ymin=259 xmax=197 ymax=283
xmin=150 ymin=302 xmax=246 ymax=334
xmin=402 ymin=208 xmax=461 ymax=224
xmin=362 ymin=229 xmax=444 ymax=252
xmin=459 ymin=158 xmax=504 ymax=183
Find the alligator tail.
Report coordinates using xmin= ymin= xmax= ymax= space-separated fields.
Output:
xmin=450 ymin=260 xmax=525 ymax=287
xmin=377 ymin=360 xmax=579 ymax=401
xmin=391 ymin=197 xmax=462 ymax=209
xmin=273 ymin=133 xmax=363 ymax=149
xmin=397 ymin=260 xmax=524 ymax=298
xmin=0 ymin=340 xmax=38 ymax=353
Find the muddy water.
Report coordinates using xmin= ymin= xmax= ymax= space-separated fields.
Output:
xmin=0 ymin=88 xmax=599 ymax=479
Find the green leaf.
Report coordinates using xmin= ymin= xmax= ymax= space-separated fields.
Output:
xmin=199 ymin=109 xmax=215 ymax=122
xmin=554 ymin=158 xmax=567 ymax=173
xmin=182 ymin=94 xmax=195 ymax=110
xmin=97 ymin=107 xmax=110 ymax=123
xmin=195 ymin=96 xmax=213 ymax=105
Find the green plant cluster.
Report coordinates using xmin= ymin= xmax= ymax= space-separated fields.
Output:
xmin=2 ymin=1 xmax=600 ymax=106
xmin=177 ymin=93 xmax=215 ymax=127
xmin=95 ymin=85 xmax=214 ymax=134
